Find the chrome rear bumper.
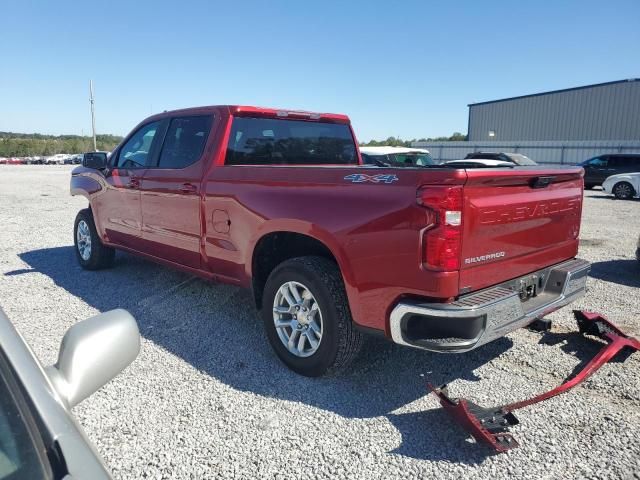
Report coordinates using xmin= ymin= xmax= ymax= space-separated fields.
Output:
xmin=389 ymin=258 xmax=590 ymax=352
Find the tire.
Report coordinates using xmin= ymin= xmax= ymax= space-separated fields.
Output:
xmin=74 ymin=209 xmax=115 ymax=270
xmin=261 ymin=256 xmax=363 ymax=377
xmin=584 ymin=184 xmax=595 ymax=190
xmin=612 ymin=182 xmax=635 ymax=200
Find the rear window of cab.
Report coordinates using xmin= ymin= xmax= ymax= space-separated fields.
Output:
xmin=225 ymin=117 xmax=357 ymax=166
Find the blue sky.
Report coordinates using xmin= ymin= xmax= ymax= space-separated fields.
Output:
xmin=1 ymin=0 xmax=638 ymax=142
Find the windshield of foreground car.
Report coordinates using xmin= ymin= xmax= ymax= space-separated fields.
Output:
xmin=0 ymin=359 xmax=50 ymax=480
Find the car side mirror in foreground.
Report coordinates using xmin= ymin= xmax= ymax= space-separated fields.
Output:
xmin=46 ymin=309 xmax=140 ymax=408
xmin=83 ymin=152 xmax=108 ymax=169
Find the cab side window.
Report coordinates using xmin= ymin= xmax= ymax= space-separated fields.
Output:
xmin=158 ymin=116 xmax=212 ymax=169
xmin=586 ymin=157 xmax=607 ymax=167
xmin=608 ymin=157 xmax=621 ymax=168
xmin=117 ymin=121 xmax=162 ymax=169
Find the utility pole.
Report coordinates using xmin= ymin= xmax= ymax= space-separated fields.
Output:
xmin=89 ymin=80 xmax=97 ymax=151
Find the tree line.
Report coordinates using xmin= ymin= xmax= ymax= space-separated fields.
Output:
xmin=1 ymin=130 xmax=468 ymax=157
xmin=361 ymin=132 xmax=467 ymax=147
xmin=0 ymin=132 xmax=123 ymax=157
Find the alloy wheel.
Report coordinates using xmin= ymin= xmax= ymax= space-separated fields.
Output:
xmin=614 ymin=183 xmax=632 ymax=199
xmin=272 ymin=281 xmax=323 ymax=358
xmin=76 ymin=220 xmax=92 ymax=261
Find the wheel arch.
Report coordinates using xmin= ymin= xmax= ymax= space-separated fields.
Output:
xmin=70 ymin=173 xmax=102 ymax=200
xmin=248 ymin=223 xmax=354 ymax=311
xmin=613 ymin=179 xmax=636 ymax=197
xmin=71 ymin=172 xmax=109 ymax=240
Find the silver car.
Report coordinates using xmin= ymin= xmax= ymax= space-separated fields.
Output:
xmin=0 ymin=307 xmax=139 ymax=479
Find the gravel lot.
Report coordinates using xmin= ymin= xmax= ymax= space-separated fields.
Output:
xmin=1 ymin=165 xmax=639 ymax=479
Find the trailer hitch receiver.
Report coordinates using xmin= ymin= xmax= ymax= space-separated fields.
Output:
xmin=429 ymin=310 xmax=640 ymax=453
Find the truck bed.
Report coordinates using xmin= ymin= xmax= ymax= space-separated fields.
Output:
xmin=202 ymin=164 xmax=584 ymax=330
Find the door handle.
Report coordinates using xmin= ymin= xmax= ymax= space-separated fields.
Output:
xmin=127 ymin=177 xmax=140 ymax=189
xmin=180 ymin=183 xmax=197 ymax=194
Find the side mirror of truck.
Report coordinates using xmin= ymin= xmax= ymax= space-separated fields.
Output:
xmin=45 ymin=309 xmax=140 ymax=408
xmin=83 ymin=152 xmax=108 ymax=169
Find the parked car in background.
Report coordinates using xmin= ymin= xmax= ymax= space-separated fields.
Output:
xmin=580 ymin=154 xmax=640 ymax=189
xmin=63 ymin=155 xmax=84 ymax=165
xmin=0 ymin=158 xmax=7 ymax=164
xmin=46 ymin=154 xmax=69 ymax=165
xmin=0 ymin=306 xmax=140 ymax=479
xmin=360 ymin=146 xmax=435 ymax=167
xmin=444 ymin=159 xmax=515 ymax=168
xmin=464 ymin=151 xmax=537 ymax=166
xmin=23 ymin=156 xmax=45 ymax=165
xmin=7 ymin=157 xmax=24 ymax=165
xmin=71 ymin=105 xmax=589 ymax=377
xmin=602 ymin=172 xmax=640 ymax=200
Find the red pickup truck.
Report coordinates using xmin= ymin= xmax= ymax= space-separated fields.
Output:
xmin=70 ymin=105 xmax=590 ymax=376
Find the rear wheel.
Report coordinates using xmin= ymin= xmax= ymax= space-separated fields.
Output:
xmin=74 ymin=209 xmax=115 ymax=270
xmin=262 ymin=256 xmax=363 ymax=377
xmin=613 ymin=182 xmax=634 ymax=200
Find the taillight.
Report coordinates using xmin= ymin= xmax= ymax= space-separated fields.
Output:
xmin=417 ymin=185 xmax=463 ymax=271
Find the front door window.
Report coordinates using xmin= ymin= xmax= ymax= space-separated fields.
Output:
xmin=117 ymin=121 xmax=162 ymax=169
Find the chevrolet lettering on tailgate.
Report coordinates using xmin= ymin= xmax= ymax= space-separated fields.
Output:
xmin=479 ymin=198 xmax=581 ymax=225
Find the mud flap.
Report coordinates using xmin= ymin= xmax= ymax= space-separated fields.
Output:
xmin=429 ymin=310 xmax=640 ymax=453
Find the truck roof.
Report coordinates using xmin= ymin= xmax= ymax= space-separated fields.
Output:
xmin=149 ymin=105 xmax=351 ymax=124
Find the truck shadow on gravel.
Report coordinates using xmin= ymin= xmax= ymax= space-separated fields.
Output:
xmin=588 ymin=260 xmax=640 ymax=288
xmin=10 ymin=246 xmax=517 ymax=463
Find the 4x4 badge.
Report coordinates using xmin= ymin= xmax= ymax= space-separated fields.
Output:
xmin=344 ymin=173 xmax=399 ymax=184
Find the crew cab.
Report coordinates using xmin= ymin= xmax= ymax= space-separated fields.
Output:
xmin=70 ymin=105 xmax=590 ymax=377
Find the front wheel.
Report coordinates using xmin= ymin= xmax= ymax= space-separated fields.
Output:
xmin=262 ymin=256 xmax=363 ymax=377
xmin=74 ymin=209 xmax=115 ymax=270
xmin=613 ymin=182 xmax=635 ymax=200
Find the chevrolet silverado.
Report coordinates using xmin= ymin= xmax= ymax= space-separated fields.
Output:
xmin=70 ymin=105 xmax=589 ymax=376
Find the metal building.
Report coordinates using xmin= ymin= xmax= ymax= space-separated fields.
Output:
xmin=468 ymin=79 xmax=640 ymax=142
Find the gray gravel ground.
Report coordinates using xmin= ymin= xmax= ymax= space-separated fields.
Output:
xmin=1 ymin=165 xmax=639 ymax=479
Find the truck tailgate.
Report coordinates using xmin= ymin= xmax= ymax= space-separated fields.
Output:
xmin=459 ymin=167 xmax=583 ymax=293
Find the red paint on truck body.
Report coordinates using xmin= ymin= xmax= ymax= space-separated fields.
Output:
xmin=71 ymin=105 xmax=584 ymax=336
